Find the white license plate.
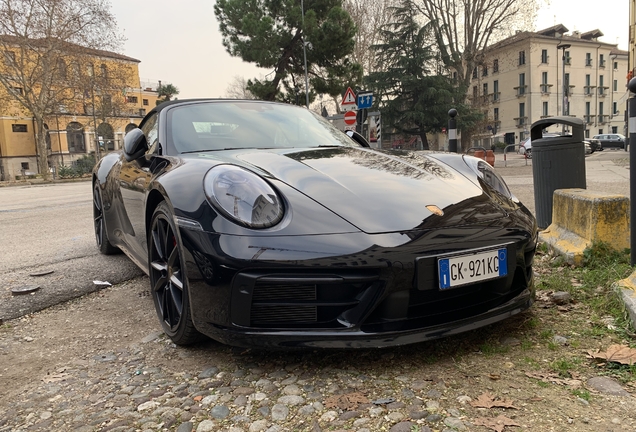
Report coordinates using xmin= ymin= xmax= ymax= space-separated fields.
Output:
xmin=438 ymin=248 xmax=507 ymax=290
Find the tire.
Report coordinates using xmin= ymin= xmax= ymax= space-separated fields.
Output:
xmin=526 ymin=149 xmax=532 ymax=159
xmin=93 ymin=183 xmax=119 ymax=255
xmin=149 ymin=202 xmax=203 ymax=345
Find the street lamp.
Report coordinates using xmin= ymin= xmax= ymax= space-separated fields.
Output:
xmin=557 ymin=43 xmax=571 ymax=117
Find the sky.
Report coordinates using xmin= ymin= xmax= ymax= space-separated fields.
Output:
xmin=109 ymin=0 xmax=630 ymax=100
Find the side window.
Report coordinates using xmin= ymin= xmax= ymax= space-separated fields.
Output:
xmin=140 ymin=113 xmax=159 ymax=154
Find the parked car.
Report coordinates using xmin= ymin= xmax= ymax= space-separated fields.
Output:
xmin=518 ymin=133 xmax=559 ymax=159
xmin=520 ymin=134 xmax=598 ymax=158
xmin=93 ymin=99 xmax=537 ymax=349
xmin=590 ymin=134 xmax=625 ymax=150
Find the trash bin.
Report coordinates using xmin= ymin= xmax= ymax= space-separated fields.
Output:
xmin=531 ymin=116 xmax=586 ymax=229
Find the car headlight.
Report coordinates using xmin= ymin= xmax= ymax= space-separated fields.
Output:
xmin=462 ymin=156 xmax=512 ymax=199
xmin=204 ymin=165 xmax=284 ymax=228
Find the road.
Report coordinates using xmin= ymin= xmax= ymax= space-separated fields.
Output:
xmin=0 ymin=181 xmax=143 ymax=321
xmin=0 ymin=149 xmax=630 ymax=321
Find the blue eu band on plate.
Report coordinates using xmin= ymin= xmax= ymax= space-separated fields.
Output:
xmin=438 ymin=248 xmax=508 ymax=289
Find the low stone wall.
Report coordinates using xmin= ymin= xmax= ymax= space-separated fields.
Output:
xmin=539 ymin=188 xmax=630 ymax=265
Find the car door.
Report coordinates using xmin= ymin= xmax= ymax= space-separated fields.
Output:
xmin=118 ymin=113 xmax=160 ymax=265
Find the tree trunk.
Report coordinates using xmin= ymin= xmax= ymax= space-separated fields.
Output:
xmin=34 ymin=116 xmax=51 ymax=181
xmin=420 ymin=131 xmax=429 ymax=150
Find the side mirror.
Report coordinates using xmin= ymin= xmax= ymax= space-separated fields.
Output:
xmin=345 ymin=130 xmax=370 ymax=148
xmin=123 ymin=128 xmax=148 ymax=161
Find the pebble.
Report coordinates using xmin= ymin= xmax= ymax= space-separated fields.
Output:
xmin=1 ymin=338 xmax=634 ymax=432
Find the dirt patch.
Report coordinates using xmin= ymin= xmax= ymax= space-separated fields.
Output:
xmin=0 ymin=263 xmax=634 ymax=431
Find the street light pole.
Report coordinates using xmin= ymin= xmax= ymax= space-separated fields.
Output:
xmin=557 ymin=44 xmax=571 ymax=117
xmin=301 ymin=0 xmax=309 ymax=108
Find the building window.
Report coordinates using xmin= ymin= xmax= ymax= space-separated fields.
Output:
xmin=585 ymin=53 xmax=592 ymax=66
xmin=516 ymin=73 xmax=526 ymax=96
xmin=542 ymin=101 xmax=548 ymax=117
xmin=541 ymin=72 xmax=550 ymax=93
xmin=494 ymin=107 xmax=499 ymax=121
xmin=100 ymin=64 xmax=107 ymax=78
xmin=599 ymin=101 xmax=604 ymax=116
xmin=12 ymin=124 xmax=27 ymax=132
xmin=541 ymin=49 xmax=548 ymax=63
xmin=143 ymin=98 xmax=149 ymax=106
xmin=564 ymin=51 xmax=571 ymax=65
xmin=612 ymin=126 xmax=618 ymax=133
xmin=482 ymin=65 xmax=488 ymax=76
xmin=493 ymin=80 xmax=499 ymax=101
xmin=613 ymin=79 xmax=618 ymax=92
xmin=518 ymin=51 xmax=526 ymax=66
xmin=57 ymin=59 xmax=67 ymax=80
xmin=614 ymin=61 xmax=618 ymax=69
xmin=87 ymin=63 xmax=94 ymax=76
xmin=483 ymin=83 xmax=488 ymax=96
xmin=613 ymin=101 xmax=618 ymax=114
xmin=599 ymin=54 xmax=605 ymax=68
xmin=586 ymin=101 xmax=591 ymax=117
xmin=3 ymin=50 xmax=16 ymax=64
xmin=599 ymin=75 xmax=604 ymax=95
xmin=493 ymin=59 xmax=499 ymax=73
xmin=21 ymin=162 xmax=29 ymax=170
xmin=472 ymin=67 xmax=477 ymax=79
xmin=127 ymin=96 xmax=138 ymax=104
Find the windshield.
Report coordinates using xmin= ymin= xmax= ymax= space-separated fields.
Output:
xmin=167 ymin=101 xmax=359 ymax=153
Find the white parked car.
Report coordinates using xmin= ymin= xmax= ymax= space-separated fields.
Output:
xmin=518 ymin=133 xmax=559 ymax=159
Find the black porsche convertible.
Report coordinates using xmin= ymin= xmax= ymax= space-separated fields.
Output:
xmin=92 ymin=99 xmax=537 ymax=348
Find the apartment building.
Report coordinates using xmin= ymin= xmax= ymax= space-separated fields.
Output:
xmin=0 ymin=41 xmax=159 ymax=181
xmin=469 ymin=24 xmax=628 ymax=147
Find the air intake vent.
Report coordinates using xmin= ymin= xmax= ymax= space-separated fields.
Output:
xmin=251 ymin=305 xmax=317 ymax=324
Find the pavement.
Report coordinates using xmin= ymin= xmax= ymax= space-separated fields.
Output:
xmin=495 ymin=149 xmax=636 ymax=331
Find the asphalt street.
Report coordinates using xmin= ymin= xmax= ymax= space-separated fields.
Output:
xmin=0 ymin=149 xmax=630 ymax=322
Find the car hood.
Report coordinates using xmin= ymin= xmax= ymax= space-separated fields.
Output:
xmin=234 ymin=147 xmax=507 ymax=234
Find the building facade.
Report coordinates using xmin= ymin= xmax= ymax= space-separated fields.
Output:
xmin=469 ymin=25 xmax=628 ymax=147
xmin=0 ymin=43 xmax=159 ymax=181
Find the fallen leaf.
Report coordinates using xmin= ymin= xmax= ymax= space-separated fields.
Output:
xmin=324 ymin=392 xmax=369 ymax=410
xmin=525 ymin=372 xmax=582 ymax=388
xmin=587 ymin=344 xmax=636 ymax=365
xmin=473 ymin=415 xmax=521 ymax=432
xmin=193 ymin=395 xmax=203 ymax=402
xmin=489 ymin=373 xmax=501 ymax=380
xmin=470 ymin=392 xmax=518 ymax=409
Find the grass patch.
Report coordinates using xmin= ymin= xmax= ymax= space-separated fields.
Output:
xmin=571 ymin=389 xmax=591 ymax=401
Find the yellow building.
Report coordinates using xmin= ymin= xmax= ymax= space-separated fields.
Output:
xmin=469 ymin=25 xmax=628 ymax=147
xmin=0 ymin=42 xmax=160 ymax=181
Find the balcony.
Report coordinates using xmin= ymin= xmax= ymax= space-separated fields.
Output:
xmin=514 ymin=117 xmax=528 ymax=128
xmin=514 ymin=85 xmax=527 ymax=97
xmin=564 ymin=57 xmax=571 ymax=65
xmin=598 ymin=87 xmax=609 ymax=97
xmin=599 ymin=60 xmax=606 ymax=68
xmin=584 ymin=86 xmax=596 ymax=96
xmin=598 ymin=115 xmax=610 ymax=124
xmin=540 ymin=84 xmax=553 ymax=94
xmin=584 ymin=115 xmax=594 ymax=124
xmin=585 ymin=59 xmax=592 ymax=67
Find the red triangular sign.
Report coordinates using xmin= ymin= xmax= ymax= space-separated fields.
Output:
xmin=341 ymin=87 xmax=356 ymax=105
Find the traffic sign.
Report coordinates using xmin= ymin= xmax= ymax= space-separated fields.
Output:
xmin=344 ymin=110 xmax=357 ymax=125
xmin=341 ymin=87 xmax=357 ymax=106
xmin=357 ymin=92 xmax=373 ymax=109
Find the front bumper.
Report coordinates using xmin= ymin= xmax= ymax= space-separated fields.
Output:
xmin=179 ymin=222 xmax=537 ymax=349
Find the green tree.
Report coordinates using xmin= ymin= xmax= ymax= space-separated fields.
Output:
xmin=365 ymin=0 xmax=469 ymax=150
xmin=156 ymin=83 xmax=179 ymax=105
xmin=214 ymin=0 xmax=361 ymax=103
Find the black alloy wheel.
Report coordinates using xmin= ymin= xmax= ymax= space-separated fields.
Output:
xmin=149 ymin=202 xmax=202 ymax=345
xmin=93 ymin=183 xmax=118 ymax=254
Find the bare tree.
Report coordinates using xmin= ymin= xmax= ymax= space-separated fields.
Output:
xmin=0 ymin=0 xmax=123 ymax=179
xmin=224 ymin=75 xmax=256 ymax=99
xmin=343 ymin=0 xmax=398 ymax=75
xmin=414 ymin=0 xmax=540 ymax=147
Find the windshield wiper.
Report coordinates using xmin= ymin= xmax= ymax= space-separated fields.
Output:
xmin=181 ymin=147 xmax=259 ymax=154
